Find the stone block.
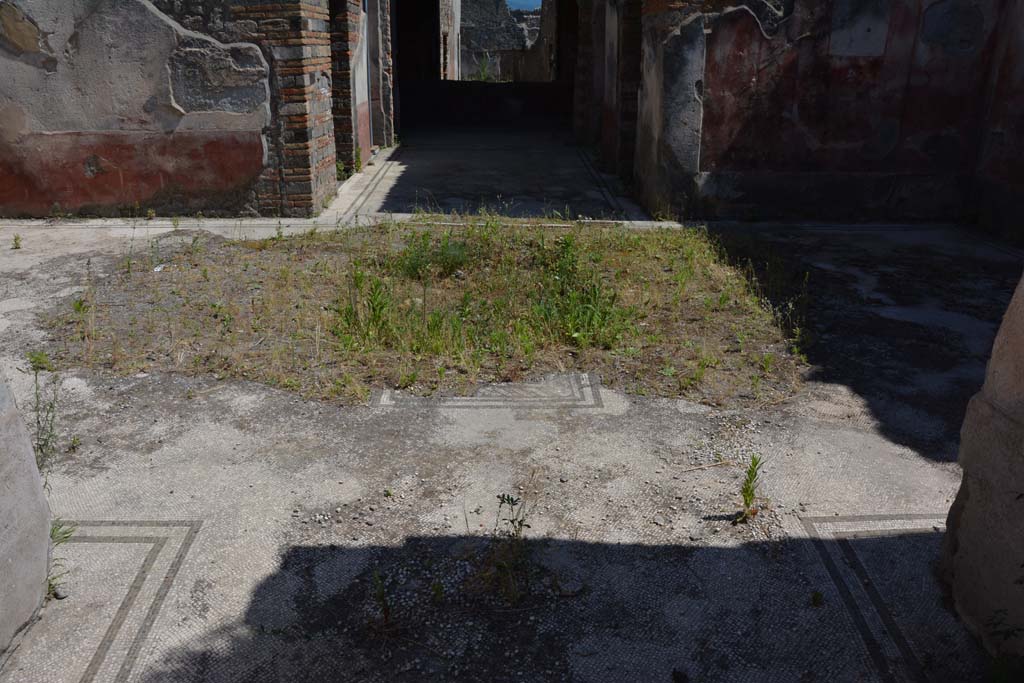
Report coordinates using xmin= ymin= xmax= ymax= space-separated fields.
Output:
xmin=0 ymin=378 xmax=50 ymax=658
xmin=944 ymin=276 xmax=1024 ymax=658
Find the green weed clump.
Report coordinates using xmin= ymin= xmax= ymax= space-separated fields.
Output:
xmin=27 ymin=351 xmax=60 ymax=474
xmin=47 ymin=217 xmax=801 ymax=404
xmin=740 ymin=455 xmax=764 ymax=521
xmin=330 ymin=229 xmax=632 ymax=362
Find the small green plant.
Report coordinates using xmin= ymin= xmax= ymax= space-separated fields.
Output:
xmin=67 ymin=435 xmax=82 ymax=453
xmin=760 ymin=353 xmax=775 ymax=376
xmin=51 ymin=518 xmax=76 ymax=545
xmin=336 ymin=161 xmax=349 ymax=181
xmin=353 ymin=147 xmax=362 ymax=174
xmin=476 ymin=487 xmax=537 ymax=603
xmin=47 ymin=519 xmax=77 ymax=600
xmin=494 ymin=493 xmax=531 ymax=540
xmin=383 ymin=488 xmax=393 ymax=498
xmin=740 ymin=455 xmax=764 ymax=522
xmin=171 ymin=216 xmax=181 ymax=230
xmin=472 ymin=56 xmax=498 ymax=82
xmin=371 ymin=571 xmax=391 ymax=629
xmin=12 ymin=233 xmax=22 ymax=250
xmin=27 ymin=351 xmax=60 ymax=473
xmin=146 ymin=208 xmax=156 ymax=221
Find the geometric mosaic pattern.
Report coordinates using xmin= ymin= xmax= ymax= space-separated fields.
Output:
xmin=802 ymin=514 xmax=984 ymax=683
xmin=374 ymin=372 xmax=604 ymax=410
xmin=62 ymin=521 xmax=201 ymax=683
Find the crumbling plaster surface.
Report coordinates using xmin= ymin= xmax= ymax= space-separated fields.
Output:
xmin=0 ymin=378 xmax=49 ymax=661
xmin=943 ymin=275 xmax=1024 ymax=658
xmin=634 ymin=6 xmax=705 ymax=216
xmin=0 ymin=0 xmax=270 ymax=216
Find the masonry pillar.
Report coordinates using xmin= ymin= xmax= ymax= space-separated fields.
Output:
xmin=943 ymin=275 xmax=1024 ymax=658
xmin=332 ymin=0 xmax=375 ymax=176
xmin=379 ymin=0 xmax=395 ymax=147
xmin=237 ymin=0 xmax=336 ymax=216
xmin=597 ymin=0 xmax=640 ymax=180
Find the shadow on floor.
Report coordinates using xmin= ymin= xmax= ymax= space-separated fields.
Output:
xmin=713 ymin=224 xmax=1023 ymax=463
xmin=367 ymin=125 xmax=640 ymax=220
xmin=139 ymin=528 xmax=1014 ymax=682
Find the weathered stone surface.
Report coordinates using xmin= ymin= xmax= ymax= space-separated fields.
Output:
xmin=943 ymin=276 xmax=1024 ymax=658
xmin=462 ymin=0 xmax=526 ymax=53
xmin=0 ymin=0 xmax=55 ymax=71
xmin=0 ymin=378 xmax=49 ymax=658
xmin=169 ymin=39 xmax=268 ymax=114
xmin=0 ymin=0 xmax=269 ymax=216
xmin=633 ymin=0 xmax=1012 ymax=224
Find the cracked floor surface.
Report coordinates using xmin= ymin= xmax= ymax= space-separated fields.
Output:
xmin=0 ymin=221 xmax=1019 ymax=682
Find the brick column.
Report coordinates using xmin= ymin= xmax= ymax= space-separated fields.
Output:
xmin=235 ymin=1 xmax=337 ymax=216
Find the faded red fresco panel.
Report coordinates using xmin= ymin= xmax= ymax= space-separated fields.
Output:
xmin=699 ymin=1 xmax=999 ymax=176
xmin=700 ymin=11 xmax=806 ymax=173
xmin=0 ymin=131 xmax=264 ymax=216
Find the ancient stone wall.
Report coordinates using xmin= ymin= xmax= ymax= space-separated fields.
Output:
xmin=943 ymin=274 xmax=1024 ymax=658
xmin=378 ymin=0 xmax=395 ymax=145
xmin=975 ymin=0 xmax=1024 ymax=239
xmin=632 ymin=0 xmax=1015 ymax=225
xmin=573 ymin=0 xmax=595 ymax=138
xmin=461 ymin=0 xmax=524 ymax=79
xmin=0 ymin=0 xmax=270 ymax=217
xmin=589 ymin=0 xmax=640 ymax=178
xmin=0 ymin=378 xmax=49 ymax=660
xmin=367 ymin=0 xmax=393 ymax=147
xmin=146 ymin=0 xmax=336 ymax=216
xmin=511 ymin=9 xmax=542 ymax=45
xmin=440 ymin=0 xmax=462 ymax=80
xmin=497 ymin=0 xmax=558 ymax=81
xmin=0 ymin=0 xmax=336 ymax=218
xmin=332 ymin=0 xmax=367 ymax=174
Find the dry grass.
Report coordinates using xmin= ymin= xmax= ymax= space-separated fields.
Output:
xmin=46 ymin=218 xmax=803 ymax=406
